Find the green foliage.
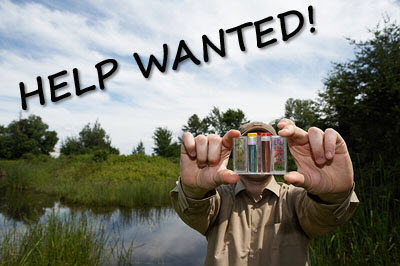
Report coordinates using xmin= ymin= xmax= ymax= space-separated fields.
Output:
xmin=0 ymin=115 xmax=58 ymax=159
xmin=92 ymin=150 xmax=109 ymax=163
xmin=60 ymin=120 xmax=119 ymax=155
xmin=152 ymin=127 xmax=180 ymax=158
xmin=182 ymin=114 xmax=210 ymax=137
xmin=132 ymin=141 xmax=145 ymax=155
xmin=318 ymin=19 xmax=400 ymax=161
xmin=182 ymin=107 xmax=249 ymax=137
xmin=0 ymin=154 xmax=179 ymax=208
xmin=284 ymin=98 xmax=319 ymax=130
xmin=207 ymin=106 xmax=249 ymax=136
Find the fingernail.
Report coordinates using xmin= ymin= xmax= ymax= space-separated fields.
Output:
xmin=326 ymin=152 xmax=332 ymax=159
xmin=316 ymin=157 xmax=325 ymax=164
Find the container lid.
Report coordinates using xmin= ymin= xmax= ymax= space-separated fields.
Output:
xmin=248 ymin=133 xmax=258 ymax=137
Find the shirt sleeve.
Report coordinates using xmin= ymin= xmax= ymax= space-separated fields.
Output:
xmin=292 ymin=183 xmax=359 ymax=238
xmin=170 ymin=177 xmax=221 ymax=235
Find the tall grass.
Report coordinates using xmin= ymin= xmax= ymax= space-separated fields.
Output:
xmin=0 ymin=213 xmax=110 ymax=266
xmin=0 ymin=154 xmax=179 ymax=208
xmin=309 ymin=157 xmax=400 ymax=265
xmin=0 ymin=212 xmax=138 ymax=266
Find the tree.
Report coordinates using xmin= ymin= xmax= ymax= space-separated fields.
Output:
xmin=60 ymin=120 xmax=119 ymax=155
xmin=59 ymin=136 xmax=81 ymax=155
xmin=0 ymin=115 xmax=58 ymax=159
xmin=132 ymin=141 xmax=146 ymax=155
xmin=284 ymin=98 xmax=320 ymax=130
xmin=153 ymin=127 xmax=180 ymax=157
xmin=207 ymin=107 xmax=249 ymax=136
xmin=318 ymin=19 xmax=400 ymax=160
xmin=182 ymin=114 xmax=209 ymax=137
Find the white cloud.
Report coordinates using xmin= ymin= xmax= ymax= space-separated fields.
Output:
xmin=0 ymin=0 xmax=399 ymax=154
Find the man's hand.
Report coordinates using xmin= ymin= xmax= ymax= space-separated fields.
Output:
xmin=278 ymin=119 xmax=354 ymax=203
xmin=180 ymin=130 xmax=241 ymax=199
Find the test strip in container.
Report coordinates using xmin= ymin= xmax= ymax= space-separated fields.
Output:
xmin=261 ymin=133 xmax=271 ymax=172
xmin=257 ymin=134 xmax=262 ymax=172
xmin=247 ymin=133 xmax=258 ymax=172
xmin=271 ymin=136 xmax=287 ymax=174
xmin=233 ymin=137 xmax=247 ymax=172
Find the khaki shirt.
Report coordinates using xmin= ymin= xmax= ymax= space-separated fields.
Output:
xmin=170 ymin=176 xmax=359 ymax=266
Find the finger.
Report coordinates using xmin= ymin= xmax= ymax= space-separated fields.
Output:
xmin=208 ymin=134 xmax=222 ymax=166
xmin=308 ymin=127 xmax=326 ymax=165
xmin=331 ymin=130 xmax=348 ymax=154
xmin=181 ymin=132 xmax=196 ymax=157
xmin=278 ymin=124 xmax=308 ymax=145
xmin=221 ymin=130 xmax=241 ymax=151
xmin=324 ymin=128 xmax=337 ymax=160
xmin=277 ymin=118 xmax=295 ymax=129
xmin=195 ymin=135 xmax=208 ymax=168
xmin=214 ymin=169 xmax=239 ymax=185
xmin=284 ymin=171 xmax=310 ymax=190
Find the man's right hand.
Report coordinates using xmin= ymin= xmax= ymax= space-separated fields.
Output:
xmin=180 ymin=130 xmax=241 ymax=199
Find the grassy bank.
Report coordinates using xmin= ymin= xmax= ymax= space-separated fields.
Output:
xmin=1 ymin=154 xmax=399 ymax=264
xmin=0 ymin=154 xmax=179 ymax=208
xmin=0 ymin=212 xmax=134 ymax=266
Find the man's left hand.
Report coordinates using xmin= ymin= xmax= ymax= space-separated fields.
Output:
xmin=277 ymin=118 xmax=354 ymax=203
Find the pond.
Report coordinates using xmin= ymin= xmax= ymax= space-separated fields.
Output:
xmin=0 ymin=189 xmax=207 ymax=266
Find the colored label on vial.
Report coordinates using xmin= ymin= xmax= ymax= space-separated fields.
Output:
xmin=234 ymin=138 xmax=246 ymax=171
xmin=272 ymin=137 xmax=285 ymax=171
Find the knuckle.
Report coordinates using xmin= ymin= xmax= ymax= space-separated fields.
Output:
xmin=208 ymin=157 xmax=219 ymax=165
xmin=197 ymin=162 xmax=207 ymax=169
xmin=195 ymin=135 xmax=207 ymax=144
xmin=325 ymin=128 xmax=336 ymax=134
xmin=282 ymin=118 xmax=296 ymax=125
xmin=208 ymin=134 xmax=221 ymax=143
xmin=183 ymin=132 xmax=192 ymax=140
xmin=308 ymin=127 xmax=322 ymax=134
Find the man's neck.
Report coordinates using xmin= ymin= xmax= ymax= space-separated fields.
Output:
xmin=240 ymin=175 xmax=273 ymax=202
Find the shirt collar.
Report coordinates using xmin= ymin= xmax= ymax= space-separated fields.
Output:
xmin=234 ymin=175 xmax=281 ymax=198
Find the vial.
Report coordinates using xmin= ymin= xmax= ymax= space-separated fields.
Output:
xmin=233 ymin=137 xmax=247 ymax=172
xmin=247 ymin=133 xmax=258 ymax=172
xmin=261 ymin=133 xmax=271 ymax=173
xmin=271 ymin=136 xmax=287 ymax=174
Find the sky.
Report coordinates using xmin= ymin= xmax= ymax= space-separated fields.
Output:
xmin=0 ymin=0 xmax=399 ymax=155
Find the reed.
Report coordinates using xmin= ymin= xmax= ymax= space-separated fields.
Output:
xmin=0 ymin=212 xmax=106 ymax=266
xmin=309 ymin=157 xmax=399 ymax=265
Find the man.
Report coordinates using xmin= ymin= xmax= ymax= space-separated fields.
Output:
xmin=170 ymin=119 xmax=359 ymax=266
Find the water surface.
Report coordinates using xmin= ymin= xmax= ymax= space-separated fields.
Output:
xmin=0 ymin=190 xmax=207 ymax=266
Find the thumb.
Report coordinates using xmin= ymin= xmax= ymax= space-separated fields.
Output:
xmin=214 ymin=169 xmax=239 ymax=186
xmin=284 ymin=171 xmax=310 ymax=190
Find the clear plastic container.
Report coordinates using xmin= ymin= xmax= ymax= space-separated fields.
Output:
xmin=233 ymin=134 xmax=287 ymax=175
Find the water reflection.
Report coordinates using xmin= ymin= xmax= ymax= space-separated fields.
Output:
xmin=0 ymin=189 xmax=207 ymax=266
